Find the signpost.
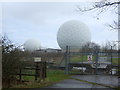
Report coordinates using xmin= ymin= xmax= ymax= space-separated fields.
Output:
xmin=34 ymin=57 xmax=41 ymax=80
xmin=34 ymin=57 xmax=46 ymax=81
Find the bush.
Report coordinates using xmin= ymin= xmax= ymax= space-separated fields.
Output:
xmin=2 ymin=35 xmax=25 ymax=88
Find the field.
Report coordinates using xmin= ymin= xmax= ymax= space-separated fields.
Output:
xmin=70 ymin=55 xmax=118 ymax=65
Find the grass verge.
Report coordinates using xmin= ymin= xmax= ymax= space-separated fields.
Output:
xmin=10 ymin=70 xmax=71 ymax=88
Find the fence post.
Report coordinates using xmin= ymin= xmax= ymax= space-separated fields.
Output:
xmin=19 ymin=68 xmax=22 ymax=81
xmin=68 ymin=46 xmax=70 ymax=74
xmin=43 ymin=62 xmax=46 ymax=80
xmin=95 ymin=47 xmax=99 ymax=75
xmin=39 ymin=62 xmax=42 ymax=82
xmin=45 ymin=62 xmax=47 ymax=78
xmin=111 ymin=46 xmax=112 ymax=75
xmin=82 ymin=47 xmax=84 ymax=75
xmin=35 ymin=62 xmax=39 ymax=81
xmin=38 ymin=62 xmax=47 ymax=82
xmin=65 ymin=45 xmax=69 ymax=74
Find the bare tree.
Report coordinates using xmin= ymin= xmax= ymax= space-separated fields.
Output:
xmin=82 ymin=42 xmax=100 ymax=53
xmin=101 ymin=41 xmax=118 ymax=53
xmin=101 ymin=41 xmax=111 ymax=52
xmin=77 ymin=0 xmax=120 ymax=30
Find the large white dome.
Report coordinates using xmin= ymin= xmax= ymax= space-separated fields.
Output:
xmin=57 ymin=20 xmax=91 ymax=50
xmin=24 ymin=39 xmax=41 ymax=52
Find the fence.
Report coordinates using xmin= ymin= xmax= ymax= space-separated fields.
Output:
xmin=64 ymin=46 xmax=119 ymax=75
xmin=23 ymin=47 xmax=119 ymax=76
xmin=17 ymin=62 xmax=47 ymax=81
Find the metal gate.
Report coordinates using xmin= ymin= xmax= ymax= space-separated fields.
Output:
xmin=64 ymin=46 xmax=118 ymax=75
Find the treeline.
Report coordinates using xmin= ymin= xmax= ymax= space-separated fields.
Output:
xmin=79 ymin=41 xmax=118 ymax=53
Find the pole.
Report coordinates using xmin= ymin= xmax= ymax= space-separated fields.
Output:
xmin=65 ymin=46 xmax=69 ymax=74
xmin=19 ymin=68 xmax=22 ymax=81
xmin=68 ymin=46 xmax=70 ymax=74
xmin=35 ymin=62 xmax=38 ymax=81
xmin=95 ymin=46 xmax=98 ymax=75
xmin=82 ymin=47 xmax=83 ymax=75
xmin=111 ymin=46 xmax=112 ymax=75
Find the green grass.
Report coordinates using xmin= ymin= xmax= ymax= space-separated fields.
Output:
xmin=70 ymin=55 xmax=119 ymax=65
xmin=22 ymin=76 xmax=35 ymax=81
xmin=11 ymin=70 xmax=71 ymax=88
xmin=46 ymin=70 xmax=71 ymax=82
xmin=112 ymin=58 xmax=118 ymax=65
xmin=70 ymin=55 xmax=95 ymax=63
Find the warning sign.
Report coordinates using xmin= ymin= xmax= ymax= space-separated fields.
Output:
xmin=87 ymin=55 xmax=92 ymax=62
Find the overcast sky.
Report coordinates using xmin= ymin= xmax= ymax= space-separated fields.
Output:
xmin=2 ymin=2 xmax=118 ymax=49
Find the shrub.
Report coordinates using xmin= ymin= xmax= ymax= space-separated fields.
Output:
xmin=2 ymin=35 xmax=25 ymax=88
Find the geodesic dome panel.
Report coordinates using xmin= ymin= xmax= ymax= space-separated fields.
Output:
xmin=57 ymin=20 xmax=91 ymax=50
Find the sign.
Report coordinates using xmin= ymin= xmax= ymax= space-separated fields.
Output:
xmin=34 ymin=57 xmax=41 ymax=62
xmin=87 ymin=55 xmax=92 ymax=62
xmin=98 ymin=57 xmax=108 ymax=62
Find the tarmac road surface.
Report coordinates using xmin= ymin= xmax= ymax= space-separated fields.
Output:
xmin=70 ymin=75 xmax=118 ymax=87
xmin=45 ymin=75 xmax=118 ymax=89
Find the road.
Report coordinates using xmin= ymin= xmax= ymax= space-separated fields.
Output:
xmin=44 ymin=75 xmax=118 ymax=89
xmin=70 ymin=75 xmax=118 ymax=87
xmin=45 ymin=79 xmax=109 ymax=88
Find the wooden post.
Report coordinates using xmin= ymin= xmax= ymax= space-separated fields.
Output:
xmin=43 ymin=62 xmax=46 ymax=81
xmin=35 ymin=62 xmax=39 ymax=81
xmin=38 ymin=62 xmax=47 ymax=82
xmin=42 ymin=62 xmax=44 ymax=81
xmin=34 ymin=57 xmax=47 ymax=82
xmin=19 ymin=69 xmax=22 ymax=81
xmin=39 ymin=62 xmax=42 ymax=82
xmin=45 ymin=62 xmax=47 ymax=78
xmin=34 ymin=57 xmax=42 ymax=81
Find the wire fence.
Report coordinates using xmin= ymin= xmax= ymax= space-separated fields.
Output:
xmin=64 ymin=46 xmax=119 ymax=75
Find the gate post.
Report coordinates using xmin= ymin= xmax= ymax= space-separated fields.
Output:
xmin=19 ymin=68 xmax=22 ymax=81
xmin=95 ymin=46 xmax=99 ymax=75
xmin=34 ymin=57 xmax=41 ymax=81
xmin=65 ymin=46 xmax=69 ymax=75
xmin=35 ymin=62 xmax=39 ymax=81
xmin=110 ymin=46 xmax=112 ymax=75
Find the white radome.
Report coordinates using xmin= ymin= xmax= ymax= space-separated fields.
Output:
xmin=24 ymin=39 xmax=41 ymax=51
xmin=57 ymin=20 xmax=91 ymax=50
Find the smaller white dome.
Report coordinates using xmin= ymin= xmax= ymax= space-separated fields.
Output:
xmin=24 ymin=39 xmax=41 ymax=52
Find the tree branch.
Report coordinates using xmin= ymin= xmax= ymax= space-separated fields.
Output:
xmin=78 ymin=1 xmax=120 ymax=12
